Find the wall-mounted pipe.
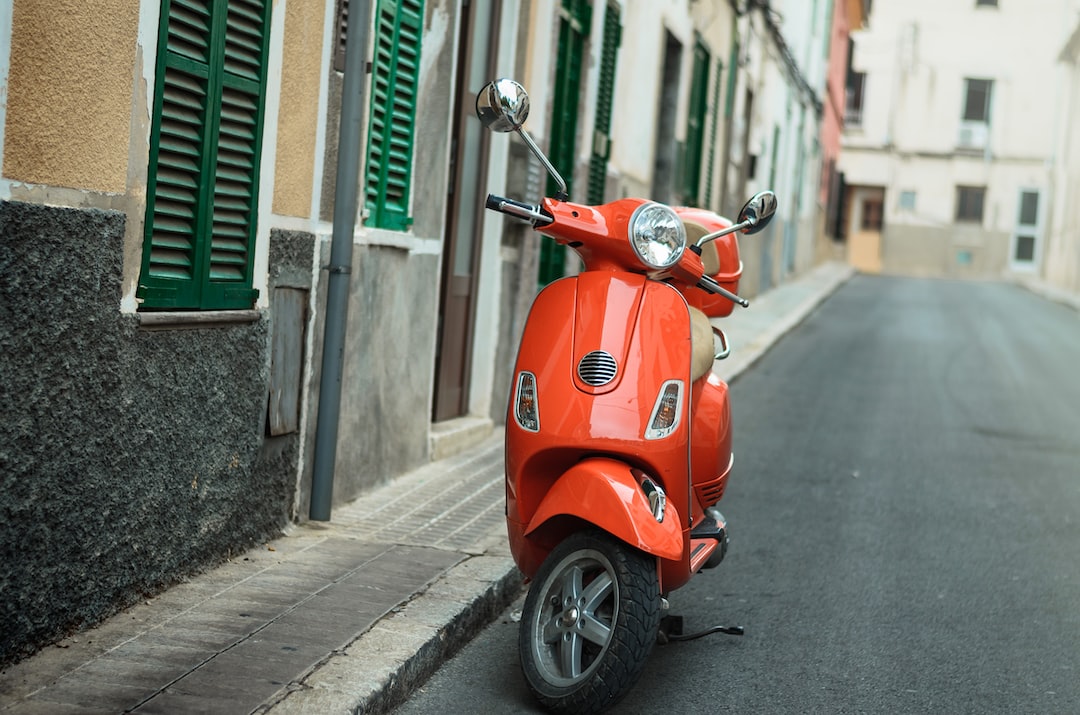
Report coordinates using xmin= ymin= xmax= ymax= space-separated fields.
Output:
xmin=310 ymin=0 xmax=371 ymax=521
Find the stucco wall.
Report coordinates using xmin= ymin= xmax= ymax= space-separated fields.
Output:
xmin=0 ymin=202 xmax=305 ymax=666
xmin=882 ymin=224 xmax=1011 ymax=279
xmin=272 ymin=0 xmax=325 ymax=218
xmin=3 ymin=0 xmax=138 ymax=192
xmin=327 ymin=0 xmax=456 ymax=501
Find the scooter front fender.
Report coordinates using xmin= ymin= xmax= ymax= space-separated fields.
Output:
xmin=524 ymin=458 xmax=684 ymax=561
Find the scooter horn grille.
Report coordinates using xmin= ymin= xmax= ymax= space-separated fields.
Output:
xmin=578 ymin=351 xmax=618 ymax=386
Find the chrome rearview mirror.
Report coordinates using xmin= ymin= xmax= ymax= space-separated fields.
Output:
xmin=475 ymin=79 xmax=569 ymax=201
xmin=695 ymin=190 xmax=779 ymax=248
xmin=475 ymin=78 xmax=530 ymax=133
xmin=738 ymin=191 xmax=778 ymax=235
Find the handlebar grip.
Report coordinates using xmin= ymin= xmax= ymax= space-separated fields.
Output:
xmin=486 ymin=193 xmax=510 ymax=211
xmin=484 ymin=194 xmax=553 ymax=225
xmin=698 ymin=275 xmax=750 ymax=308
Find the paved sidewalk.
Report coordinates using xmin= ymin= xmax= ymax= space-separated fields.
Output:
xmin=0 ymin=261 xmax=853 ymax=715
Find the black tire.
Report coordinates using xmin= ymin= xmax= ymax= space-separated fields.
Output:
xmin=519 ymin=530 xmax=661 ymax=714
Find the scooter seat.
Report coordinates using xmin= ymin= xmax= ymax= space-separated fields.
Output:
xmin=690 ymin=306 xmax=714 ymax=382
xmin=683 ymin=220 xmax=721 ymax=274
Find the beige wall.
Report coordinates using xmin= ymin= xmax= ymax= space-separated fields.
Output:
xmin=272 ymin=0 xmax=325 ymax=218
xmin=882 ymin=224 xmax=1011 ymax=279
xmin=4 ymin=0 xmax=139 ymax=193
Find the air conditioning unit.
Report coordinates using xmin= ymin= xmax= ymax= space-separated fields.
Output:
xmin=957 ymin=121 xmax=989 ymax=150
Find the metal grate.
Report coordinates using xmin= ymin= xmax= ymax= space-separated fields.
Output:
xmin=578 ymin=350 xmax=618 ymax=386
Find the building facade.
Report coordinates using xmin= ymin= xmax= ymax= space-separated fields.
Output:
xmin=819 ymin=0 xmax=866 ymax=255
xmin=839 ymin=0 xmax=1080 ymax=279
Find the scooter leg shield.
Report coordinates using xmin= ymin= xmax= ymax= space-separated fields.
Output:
xmin=524 ymin=458 xmax=684 ymax=562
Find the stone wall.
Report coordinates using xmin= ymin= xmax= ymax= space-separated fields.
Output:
xmin=0 ymin=202 xmax=310 ymax=665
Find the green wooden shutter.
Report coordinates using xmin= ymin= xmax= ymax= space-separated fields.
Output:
xmin=683 ymin=37 xmax=710 ymax=207
xmin=539 ymin=0 xmax=591 ymax=286
xmin=364 ymin=0 xmax=424 ymax=231
xmin=139 ymin=0 xmax=269 ymax=310
xmin=586 ymin=2 xmax=621 ymax=206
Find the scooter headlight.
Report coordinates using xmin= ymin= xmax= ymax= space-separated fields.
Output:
xmin=628 ymin=202 xmax=686 ymax=270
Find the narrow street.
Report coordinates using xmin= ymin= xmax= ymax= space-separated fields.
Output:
xmin=392 ymin=274 xmax=1080 ymax=714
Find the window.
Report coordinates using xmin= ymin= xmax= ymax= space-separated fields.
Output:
xmin=898 ymin=190 xmax=916 ymax=211
xmin=955 ymin=186 xmax=986 ymax=223
xmin=139 ymin=0 xmax=272 ymax=310
xmin=861 ymin=198 xmax=883 ymax=231
xmin=844 ymin=39 xmax=865 ymax=125
xmin=1018 ymin=190 xmax=1039 ymax=225
xmin=845 ymin=72 xmax=866 ymax=125
xmin=364 ymin=0 xmax=425 ymax=231
xmin=1013 ymin=189 xmax=1040 ymax=264
xmin=962 ymin=78 xmax=993 ymax=123
xmin=958 ymin=78 xmax=992 ymax=149
xmin=976 ymin=0 xmax=998 ymax=6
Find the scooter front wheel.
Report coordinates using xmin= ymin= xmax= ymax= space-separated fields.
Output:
xmin=519 ymin=530 xmax=661 ymax=714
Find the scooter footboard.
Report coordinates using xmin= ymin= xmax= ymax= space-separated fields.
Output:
xmin=522 ymin=458 xmax=684 ymax=567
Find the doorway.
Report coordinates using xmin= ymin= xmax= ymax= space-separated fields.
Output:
xmin=847 ymin=186 xmax=885 ymax=273
xmin=432 ymin=0 xmax=501 ymax=422
xmin=652 ymin=31 xmax=683 ymax=205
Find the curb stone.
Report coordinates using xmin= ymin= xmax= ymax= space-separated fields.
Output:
xmin=262 ymin=553 xmax=523 ymax=714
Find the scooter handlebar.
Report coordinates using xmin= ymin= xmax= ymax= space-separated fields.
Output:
xmin=698 ymin=274 xmax=750 ymax=308
xmin=485 ymin=194 xmax=553 ymax=226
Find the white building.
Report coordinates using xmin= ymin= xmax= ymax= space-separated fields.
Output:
xmin=839 ymin=0 xmax=1080 ymax=279
xmin=1045 ymin=19 xmax=1080 ymax=294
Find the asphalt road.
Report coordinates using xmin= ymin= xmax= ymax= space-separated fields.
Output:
xmin=393 ymin=275 xmax=1080 ymax=714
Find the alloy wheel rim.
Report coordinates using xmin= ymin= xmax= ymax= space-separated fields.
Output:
xmin=530 ymin=548 xmax=619 ymax=687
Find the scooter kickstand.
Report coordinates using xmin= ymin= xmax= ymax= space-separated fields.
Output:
xmin=657 ymin=615 xmax=744 ymax=644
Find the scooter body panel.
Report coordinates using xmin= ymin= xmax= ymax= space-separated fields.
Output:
xmin=506 ymin=270 xmax=700 ymax=584
xmin=523 ymin=457 xmax=683 ymax=560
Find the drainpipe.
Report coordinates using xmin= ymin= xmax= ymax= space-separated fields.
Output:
xmin=310 ymin=0 xmax=371 ymax=521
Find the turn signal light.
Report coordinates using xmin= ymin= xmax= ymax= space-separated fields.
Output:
xmin=645 ymin=380 xmax=683 ymax=440
xmin=514 ymin=371 xmax=540 ymax=432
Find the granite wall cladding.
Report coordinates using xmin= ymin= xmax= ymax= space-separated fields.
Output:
xmin=0 ymin=201 xmax=304 ymax=666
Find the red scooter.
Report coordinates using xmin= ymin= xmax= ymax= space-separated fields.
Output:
xmin=477 ymin=79 xmax=777 ymax=714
